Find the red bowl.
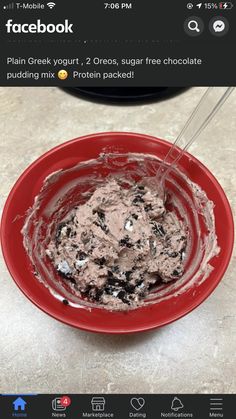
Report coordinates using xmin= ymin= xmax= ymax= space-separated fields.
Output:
xmin=0 ymin=132 xmax=234 ymax=334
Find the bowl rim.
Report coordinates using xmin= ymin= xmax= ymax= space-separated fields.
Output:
xmin=0 ymin=132 xmax=234 ymax=334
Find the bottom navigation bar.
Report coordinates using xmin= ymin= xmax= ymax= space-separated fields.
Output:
xmin=0 ymin=394 xmax=232 ymax=419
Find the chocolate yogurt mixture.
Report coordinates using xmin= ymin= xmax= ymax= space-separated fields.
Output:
xmin=46 ymin=179 xmax=187 ymax=309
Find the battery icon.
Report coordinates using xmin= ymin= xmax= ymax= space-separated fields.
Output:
xmin=219 ymin=2 xmax=234 ymax=9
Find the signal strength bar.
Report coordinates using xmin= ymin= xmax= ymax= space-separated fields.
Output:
xmin=3 ymin=2 xmax=14 ymax=10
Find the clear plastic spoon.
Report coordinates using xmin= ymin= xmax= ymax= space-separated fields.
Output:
xmin=156 ymin=86 xmax=234 ymax=197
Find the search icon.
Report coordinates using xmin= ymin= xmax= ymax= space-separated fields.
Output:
xmin=188 ymin=20 xmax=200 ymax=32
xmin=184 ymin=16 xmax=204 ymax=37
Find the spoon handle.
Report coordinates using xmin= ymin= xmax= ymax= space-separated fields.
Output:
xmin=158 ymin=86 xmax=234 ymax=181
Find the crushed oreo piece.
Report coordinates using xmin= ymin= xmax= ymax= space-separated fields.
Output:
xmin=133 ymin=195 xmax=145 ymax=205
xmin=145 ymin=204 xmax=153 ymax=212
xmin=104 ymin=285 xmax=116 ymax=296
xmin=75 ymin=252 xmax=89 ymax=269
xmin=80 ymin=284 xmax=92 ymax=296
xmin=121 ymin=294 xmax=132 ymax=305
xmin=107 ymin=271 xmax=126 ymax=287
xmin=55 ymin=222 xmax=66 ymax=242
xmin=150 ymin=239 xmax=157 ymax=256
xmin=78 ymin=252 xmax=88 ymax=260
xmin=111 ymin=265 xmax=120 ymax=273
xmin=81 ymin=231 xmax=90 ymax=244
xmin=107 ymin=276 xmax=119 ymax=286
xmin=152 ymin=223 xmax=165 ymax=237
xmin=107 ymin=270 xmax=117 ymax=282
xmin=100 ymin=224 xmax=109 ymax=234
xmin=135 ymin=239 xmax=142 ymax=249
xmin=57 ymin=260 xmax=71 ymax=276
xmin=57 ymin=270 xmax=76 ymax=284
xmin=76 ymin=259 xmax=88 ymax=269
xmin=168 ymin=252 xmax=179 ymax=258
xmin=124 ymin=283 xmax=136 ymax=293
xmin=117 ymin=290 xmax=126 ymax=300
xmin=119 ymin=235 xmax=133 ymax=248
xmin=91 ymin=288 xmax=104 ymax=302
xmin=93 ymin=210 xmax=109 ymax=234
xmin=94 ymin=257 xmax=106 ymax=266
xmin=93 ymin=209 xmax=105 ymax=220
xmin=124 ymin=219 xmax=133 ymax=232
xmin=172 ymin=269 xmax=181 ymax=276
xmin=125 ymin=271 xmax=132 ymax=280
xmin=97 ymin=211 xmax=105 ymax=221
xmin=66 ymin=227 xmax=72 ymax=237
xmin=117 ymin=290 xmax=128 ymax=303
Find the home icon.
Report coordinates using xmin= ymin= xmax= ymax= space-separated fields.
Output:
xmin=13 ymin=397 xmax=27 ymax=411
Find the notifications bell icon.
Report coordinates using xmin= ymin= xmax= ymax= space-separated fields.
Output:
xmin=171 ymin=397 xmax=184 ymax=412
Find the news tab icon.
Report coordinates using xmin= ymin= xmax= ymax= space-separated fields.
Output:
xmin=3 ymin=2 xmax=14 ymax=10
xmin=52 ymin=398 xmax=66 ymax=411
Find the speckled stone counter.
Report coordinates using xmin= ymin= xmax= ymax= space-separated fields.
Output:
xmin=0 ymin=87 xmax=235 ymax=393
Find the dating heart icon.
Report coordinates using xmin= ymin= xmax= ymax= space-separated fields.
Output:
xmin=130 ymin=398 xmax=145 ymax=411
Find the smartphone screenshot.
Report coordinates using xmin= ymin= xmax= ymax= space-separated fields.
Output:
xmin=0 ymin=1 xmax=235 ymax=418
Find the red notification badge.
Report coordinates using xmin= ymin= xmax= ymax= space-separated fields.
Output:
xmin=60 ymin=396 xmax=71 ymax=407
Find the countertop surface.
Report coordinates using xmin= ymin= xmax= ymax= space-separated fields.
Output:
xmin=0 ymin=87 xmax=235 ymax=393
